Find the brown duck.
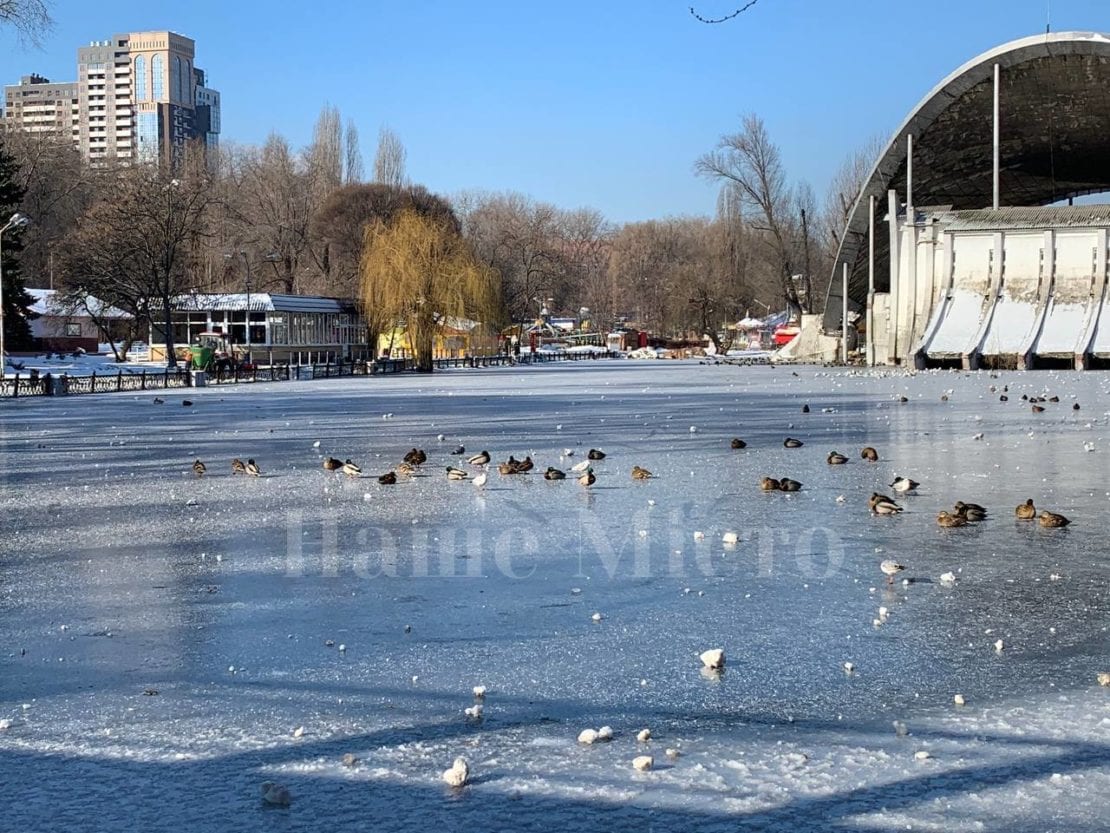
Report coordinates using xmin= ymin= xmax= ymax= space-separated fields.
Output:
xmin=1039 ymin=510 xmax=1070 ymax=528
xmin=1014 ymin=499 xmax=1036 ymax=520
xmin=937 ymin=510 xmax=968 ymax=528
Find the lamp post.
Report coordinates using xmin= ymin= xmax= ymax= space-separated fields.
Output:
xmin=240 ymin=251 xmax=252 ymax=352
xmin=1 ymin=212 xmax=32 ymax=371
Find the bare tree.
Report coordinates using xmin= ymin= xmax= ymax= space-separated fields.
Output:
xmin=458 ymin=191 xmax=567 ymax=324
xmin=57 ymin=152 xmax=221 ymax=368
xmin=307 ymin=104 xmax=343 ymax=201
xmin=0 ymin=129 xmax=92 ymax=287
xmin=344 ymin=119 xmax=363 ymax=184
xmin=821 ymin=133 xmax=885 ymax=252
xmin=557 ymin=207 xmax=613 ymax=327
xmin=372 ymin=126 xmax=408 ymax=187
xmin=0 ymin=0 xmax=52 ymax=45
xmin=222 ymin=134 xmax=322 ymax=294
xmin=696 ymin=114 xmax=811 ymax=314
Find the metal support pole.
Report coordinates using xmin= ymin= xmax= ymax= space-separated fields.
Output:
xmin=993 ymin=63 xmax=1000 ymax=210
xmin=841 ymin=262 xmax=849 ymax=364
xmin=867 ymin=195 xmax=876 ymax=366
xmin=906 ymin=134 xmax=913 ymax=209
xmin=887 ymin=190 xmax=900 ymax=363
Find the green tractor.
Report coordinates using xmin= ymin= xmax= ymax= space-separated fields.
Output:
xmin=189 ymin=332 xmax=236 ymax=373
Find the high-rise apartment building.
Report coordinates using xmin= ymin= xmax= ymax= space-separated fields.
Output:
xmin=1 ymin=30 xmax=219 ymax=168
xmin=2 ymin=74 xmax=79 ymax=139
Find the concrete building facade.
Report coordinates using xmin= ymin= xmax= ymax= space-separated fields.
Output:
xmin=1 ymin=75 xmax=78 ymax=139
xmin=2 ymin=30 xmax=219 ymax=168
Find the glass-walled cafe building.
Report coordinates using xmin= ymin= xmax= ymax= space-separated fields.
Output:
xmin=153 ymin=293 xmax=370 ymax=364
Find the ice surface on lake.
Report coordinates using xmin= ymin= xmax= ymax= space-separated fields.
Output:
xmin=1 ymin=362 xmax=1108 ymax=832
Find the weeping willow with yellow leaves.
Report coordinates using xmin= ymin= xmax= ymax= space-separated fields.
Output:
xmin=360 ymin=208 xmax=501 ymax=371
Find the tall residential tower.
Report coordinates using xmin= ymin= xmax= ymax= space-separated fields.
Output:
xmin=2 ymin=30 xmax=219 ymax=168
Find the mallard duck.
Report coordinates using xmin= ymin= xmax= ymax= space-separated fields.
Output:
xmin=516 ymin=456 xmax=534 ymax=473
xmin=1015 ymin=498 xmax=1036 ymax=520
xmin=245 ymin=459 xmax=262 ymax=477
xmin=891 ymin=475 xmax=919 ymax=493
xmin=954 ymin=503 xmax=986 ymax=522
xmin=631 ymin=465 xmax=653 ymax=480
xmin=1031 ymin=404 xmax=1045 ymax=413
xmin=861 ymin=446 xmax=879 ymax=462
xmin=578 ymin=467 xmax=595 ymax=487
xmin=779 ymin=478 xmax=802 ymax=492
xmin=323 ymin=457 xmax=343 ymax=471
xmin=192 ymin=459 xmax=206 ymax=477
xmin=783 ymin=437 xmax=804 ymax=448
xmin=1049 ymin=395 xmax=1060 ymax=403
xmin=467 ymin=450 xmax=490 ymax=466
xmin=953 ymin=501 xmax=987 ymax=521
xmin=801 ymin=404 xmax=810 ymax=413
xmin=341 ymin=459 xmax=362 ymax=477
xmin=827 ymin=451 xmax=848 ymax=465
xmin=397 ymin=461 xmax=416 ymax=475
xmin=587 ymin=449 xmax=606 ymax=460
xmin=231 ymin=458 xmax=247 ymax=475
xmin=403 ymin=448 xmax=427 ymax=465
xmin=451 ymin=445 xmax=466 ymax=455
xmin=937 ymin=510 xmax=968 ymax=528
xmin=760 ymin=476 xmax=781 ymax=491
xmin=1073 ymin=402 xmax=1081 ymax=411
xmin=1039 ymin=510 xmax=1070 ymax=528
xmin=544 ymin=467 xmax=566 ymax=480
xmin=880 ymin=559 xmax=905 ymax=584
xmin=446 ymin=466 xmax=468 ymax=480
xmin=869 ymin=492 xmax=902 ymax=514
xmin=1000 ymin=394 xmax=1009 ymax=401
xmin=498 ymin=462 xmax=518 ymax=476
xmin=378 ymin=471 xmax=397 ymax=485
xmin=730 ymin=438 xmax=747 ymax=449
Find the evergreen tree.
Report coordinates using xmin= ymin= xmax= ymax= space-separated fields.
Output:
xmin=0 ymin=136 xmax=36 ymax=353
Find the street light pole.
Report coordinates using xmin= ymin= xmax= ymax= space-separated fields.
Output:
xmin=1 ymin=213 xmax=32 ymax=372
xmin=240 ymin=251 xmax=252 ymax=352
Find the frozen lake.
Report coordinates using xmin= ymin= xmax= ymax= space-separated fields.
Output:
xmin=1 ymin=361 xmax=1108 ymax=832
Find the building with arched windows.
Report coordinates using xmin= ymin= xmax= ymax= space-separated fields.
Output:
xmin=2 ymin=30 xmax=219 ymax=169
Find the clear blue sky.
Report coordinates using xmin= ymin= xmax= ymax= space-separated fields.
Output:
xmin=2 ymin=0 xmax=1108 ymax=222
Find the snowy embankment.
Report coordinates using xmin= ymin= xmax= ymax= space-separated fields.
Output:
xmin=1 ymin=362 xmax=1107 ymax=832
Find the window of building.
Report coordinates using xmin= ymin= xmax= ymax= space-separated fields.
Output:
xmin=171 ymin=55 xmax=182 ymax=103
xmin=136 ymin=110 xmax=159 ymax=162
xmin=65 ymin=322 xmax=82 ymax=337
xmin=134 ymin=55 xmax=147 ymax=100
xmin=151 ymin=54 xmax=164 ymax=100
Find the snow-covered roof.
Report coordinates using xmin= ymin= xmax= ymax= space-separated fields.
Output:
xmin=172 ymin=292 xmax=358 ymax=314
xmin=27 ymin=289 xmax=133 ymax=320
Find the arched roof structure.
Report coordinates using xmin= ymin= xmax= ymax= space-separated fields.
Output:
xmin=823 ymin=31 xmax=1110 ymax=329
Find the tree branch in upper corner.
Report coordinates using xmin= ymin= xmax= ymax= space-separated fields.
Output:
xmin=689 ymin=1 xmax=760 ymax=24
